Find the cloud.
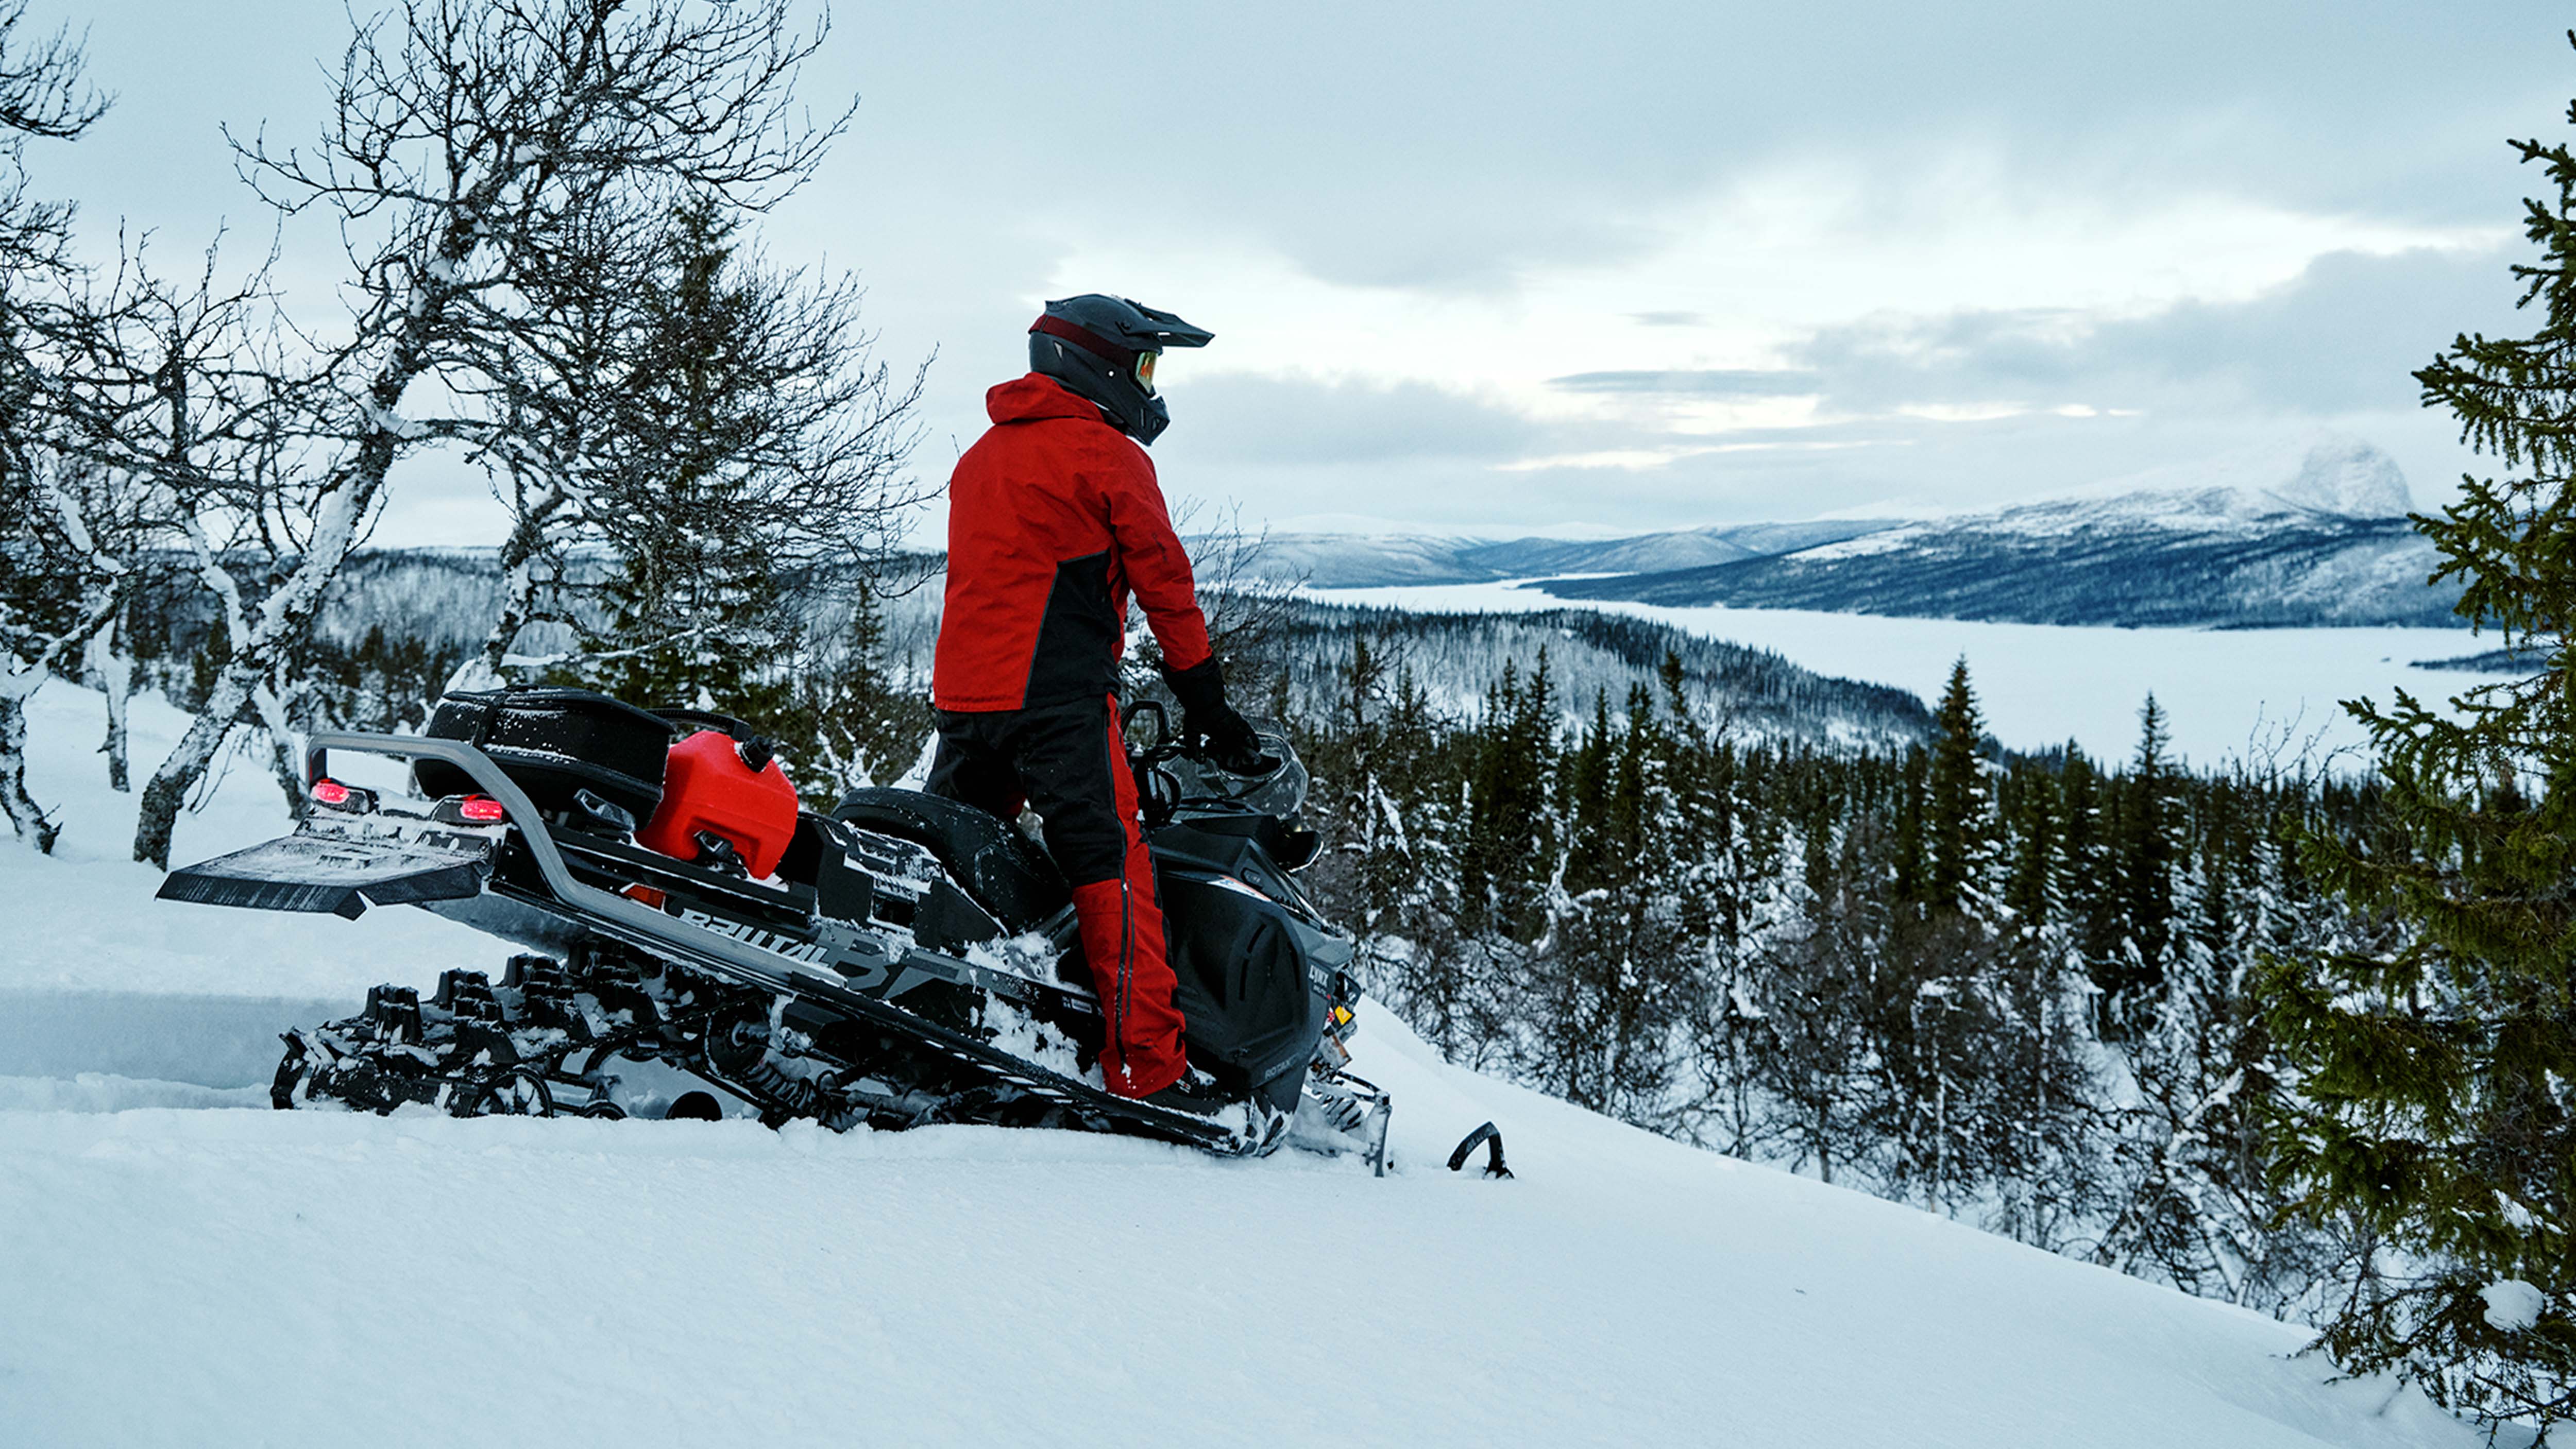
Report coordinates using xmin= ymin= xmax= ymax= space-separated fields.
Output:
xmin=829 ymin=1 xmax=2564 ymax=295
xmin=1777 ymin=243 xmax=2524 ymax=417
xmin=1548 ymin=369 xmax=1823 ymax=398
xmin=1169 ymin=373 xmax=1544 ymax=466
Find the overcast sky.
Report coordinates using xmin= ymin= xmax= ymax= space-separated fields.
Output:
xmin=28 ymin=2 xmax=2574 ymax=545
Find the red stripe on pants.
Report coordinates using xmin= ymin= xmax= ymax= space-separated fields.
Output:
xmin=1068 ymin=697 xmax=1188 ymax=1097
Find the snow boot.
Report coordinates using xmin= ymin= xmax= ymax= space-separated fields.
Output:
xmin=1142 ymin=1065 xmax=1235 ymax=1118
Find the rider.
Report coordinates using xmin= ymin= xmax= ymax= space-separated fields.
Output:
xmin=929 ymin=294 xmax=1270 ymax=1116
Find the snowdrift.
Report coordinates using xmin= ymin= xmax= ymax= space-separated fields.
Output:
xmin=0 ymin=685 xmax=2480 ymax=1447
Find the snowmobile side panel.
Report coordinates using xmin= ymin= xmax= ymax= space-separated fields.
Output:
xmin=1158 ymin=872 xmax=1322 ymax=1094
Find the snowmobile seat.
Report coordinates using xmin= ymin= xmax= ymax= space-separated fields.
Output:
xmin=831 ymin=789 xmax=1070 ymax=930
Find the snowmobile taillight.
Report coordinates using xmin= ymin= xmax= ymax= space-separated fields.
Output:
xmin=622 ymin=883 xmax=668 ymax=910
xmin=308 ymin=777 xmax=376 ymax=812
xmin=431 ymin=794 xmax=511 ymax=826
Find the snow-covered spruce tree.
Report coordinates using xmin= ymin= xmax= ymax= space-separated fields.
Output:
xmin=1300 ymin=637 xmax=1477 ymax=1061
xmin=1874 ymin=661 xmax=2028 ymax=1218
xmin=763 ymin=575 xmax=933 ymax=798
xmin=2100 ymin=696 xmax=2183 ymax=1036
xmin=1979 ymin=755 xmax=2112 ymax=1251
xmin=129 ymin=0 xmax=853 ymax=868
xmin=1540 ymin=679 xmax=1697 ymax=1124
xmin=1460 ymin=652 xmax=1558 ymax=945
xmin=2260 ymin=84 xmax=2576 ymax=1431
xmin=2055 ymin=742 xmax=2126 ymax=1028
xmin=510 ymin=192 xmax=924 ymax=735
xmin=1432 ymin=654 xmax=1560 ymax=1071
xmin=2097 ymin=777 xmax=2339 ymax=1314
xmin=1923 ymin=657 xmax=1998 ymax=912
xmin=1760 ymin=811 xmax=1894 ymax=1187
xmin=588 ymin=199 xmax=793 ymax=720
xmin=1681 ymin=770 xmax=1808 ymax=1160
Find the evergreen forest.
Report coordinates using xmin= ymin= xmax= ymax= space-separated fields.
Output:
xmin=1278 ymin=640 xmax=2397 ymax=1325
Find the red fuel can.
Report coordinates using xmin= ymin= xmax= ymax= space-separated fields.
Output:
xmin=637 ymin=728 xmax=801 ymax=879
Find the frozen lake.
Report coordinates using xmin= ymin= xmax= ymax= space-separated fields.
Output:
xmin=1302 ymin=582 xmax=2517 ymax=770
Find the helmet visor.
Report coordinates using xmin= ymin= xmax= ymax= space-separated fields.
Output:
xmin=1134 ymin=349 xmax=1160 ymax=397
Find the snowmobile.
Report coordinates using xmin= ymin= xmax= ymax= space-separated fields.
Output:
xmin=157 ymin=687 xmax=1395 ymax=1171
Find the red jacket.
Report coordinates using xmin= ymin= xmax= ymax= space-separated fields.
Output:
xmin=933 ymin=374 xmax=1214 ymax=712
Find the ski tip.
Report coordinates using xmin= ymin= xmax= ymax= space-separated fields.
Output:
xmin=1446 ymin=1121 xmax=1512 ymax=1180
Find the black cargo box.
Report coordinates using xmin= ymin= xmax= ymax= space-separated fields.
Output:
xmin=412 ymin=688 xmax=671 ymax=820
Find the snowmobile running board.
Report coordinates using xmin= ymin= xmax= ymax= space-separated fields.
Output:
xmin=161 ymin=732 xmax=1385 ymax=1164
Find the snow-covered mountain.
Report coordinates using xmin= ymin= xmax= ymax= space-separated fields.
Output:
xmin=1243 ymin=439 xmax=2456 ymax=628
xmin=1250 ymin=438 xmax=2459 ymax=628
xmin=1542 ymin=439 xmax=2458 ymax=627
xmin=1234 ymin=520 xmax=1896 ymax=588
xmin=0 ymin=684 xmax=2487 ymax=1448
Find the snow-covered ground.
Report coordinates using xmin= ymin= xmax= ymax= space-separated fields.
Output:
xmin=0 ymin=684 xmax=2489 ymax=1446
xmin=1304 ymin=581 xmax=2515 ymax=768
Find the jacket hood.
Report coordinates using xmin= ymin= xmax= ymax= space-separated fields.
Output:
xmin=987 ymin=373 xmax=1112 ymax=427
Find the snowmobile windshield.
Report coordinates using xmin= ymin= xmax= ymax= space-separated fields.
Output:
xmin=1172 ymin=725 xmax=1306 ymax=817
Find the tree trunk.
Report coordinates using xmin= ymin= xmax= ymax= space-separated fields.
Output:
xmin=86 ymin=626 xmax=131 ymax=792
xmin=252 ymin=683 xmax=307 ymax=823
xmin=0 ymin=692 xmax=61 ymax=855
xmin=132 ymin=668 xmax=252 ymax=870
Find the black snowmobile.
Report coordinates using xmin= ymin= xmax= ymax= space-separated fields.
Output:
xmin=158 ymin=687 xmax=1395 ymax=1170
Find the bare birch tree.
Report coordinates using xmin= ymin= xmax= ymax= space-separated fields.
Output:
xmin=130 ymin=0 xmax=857 ymax=867
xmin=0 ymin=2 xmax=114 ymax=851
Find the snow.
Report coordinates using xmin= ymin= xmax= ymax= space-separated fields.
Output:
xmin=1999 ymin=434 xmax=2414 ymax=524
xmin=2481 ymin=1280 xmax=2548 ymax=1334
xmin=2275 ymin=437 xmax=2414 ymax=518
xmin=1301 ymin=582 xmax=2520 ymax=766
xmin=0 ymin=681 xmax=2488 ymax=1447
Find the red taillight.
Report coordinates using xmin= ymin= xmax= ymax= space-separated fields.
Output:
xmin=311 ymin=778 xmax=352 ymax=806
xmin=457 ymin=795 xmax=507 ymax=824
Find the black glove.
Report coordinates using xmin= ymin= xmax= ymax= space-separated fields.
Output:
xmin=1161 ymin=658 xmax=1278 ymax=776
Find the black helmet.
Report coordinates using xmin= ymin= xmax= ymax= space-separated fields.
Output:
xmin=1028 ymin=294 xmax=1213 ymax=446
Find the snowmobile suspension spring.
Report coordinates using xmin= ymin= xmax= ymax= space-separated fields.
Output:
xmin=732 ymin=1054 xmax=826 ymax=1117
xmin=708 ymin=1021 xmax=828 ymax=1118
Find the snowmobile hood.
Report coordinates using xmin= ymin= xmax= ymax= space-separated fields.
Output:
xmin=986 ymin=373 xmax=1118 ymax=429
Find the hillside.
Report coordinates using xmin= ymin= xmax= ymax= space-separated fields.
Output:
xmin=190 ymin=550 xmax=1932 ymax=747
xmin=1255 ymin=439 xmax=2467 ymax=630
xmin=1540 ymin=514 xmax=2453 ymax=626
xmin=0 ymin=683 xmax=2483 ymax=1449
xmin=1263 ymin=600 xmax=1932 ymax=744
xmin=1238 ymin=520 xmax=1898 ymax=588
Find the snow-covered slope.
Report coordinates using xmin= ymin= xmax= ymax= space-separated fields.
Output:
xmin=0 ymin=685 xmax=2482 ymax=1447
